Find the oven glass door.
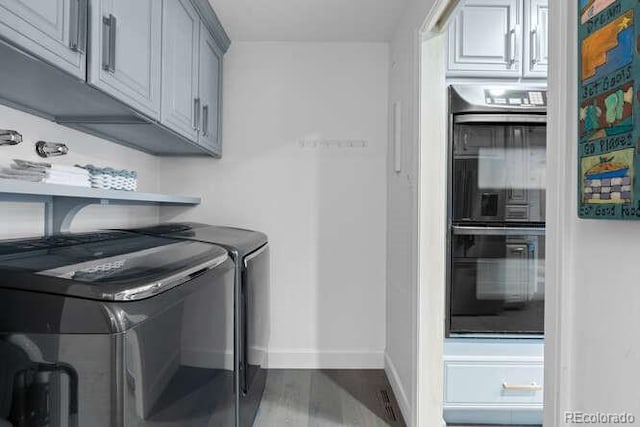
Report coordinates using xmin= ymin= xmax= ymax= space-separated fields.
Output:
xmin=449 ymin=227 xmax=545 ymax=334
xmin=452 ymin=123 xmax=546 ymax=223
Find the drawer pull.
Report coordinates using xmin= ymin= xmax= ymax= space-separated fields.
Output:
xmin=502 ymin=382 xmax=542 ymax=392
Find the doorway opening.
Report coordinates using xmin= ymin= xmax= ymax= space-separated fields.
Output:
xmin=415 ymin=0 xmax=553 ymax=425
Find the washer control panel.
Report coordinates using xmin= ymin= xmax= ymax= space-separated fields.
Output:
xmin=483 ymin=89 xmax=547 ymax=107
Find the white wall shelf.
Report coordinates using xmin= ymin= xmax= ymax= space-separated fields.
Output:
xmin=0 ymin=180 xmax=201 ymax=235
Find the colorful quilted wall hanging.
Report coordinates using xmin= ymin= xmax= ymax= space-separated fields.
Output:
xmin=578 ymin=0 xmax=640 ymax=218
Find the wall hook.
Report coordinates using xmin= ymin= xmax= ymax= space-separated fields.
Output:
xmin=0 ymin=129 xmax=23 ymax=145
xmin=36 ymin=141 xmax=69 ymax=158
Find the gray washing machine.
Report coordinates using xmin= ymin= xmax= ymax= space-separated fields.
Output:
xmin=121 ymin=223 xmax=269 ymax=427
xmin=0 ymin=231 xmax=235 ymax=427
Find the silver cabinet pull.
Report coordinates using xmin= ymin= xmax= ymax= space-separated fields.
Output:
xmin=508 ymin=27 xmax=517 ymax=66
xmin=531 ymin=28 xmax=539 ymax=64
xmin=69 ymin=0 xmax=87 ymax=53
xmin=202 ymin=104 xmax=209 ymax=136
xmin=502 ymin=382 xmax=542 ymax=392
xmin=193 ymin=98 xmax=201 ymax=130
xmin=102 ymin=14 xmax=116 ymax=72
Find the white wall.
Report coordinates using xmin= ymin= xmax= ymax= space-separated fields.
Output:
xmin=158 ymin=42 xmax=389 ymax=369
xmin=0 ymin=105 xmax=161 ymax=238
xmin=386 ymin=0 xmax=437 ymax=424
xmin=546 ymin=0 xmax=640 ymax=425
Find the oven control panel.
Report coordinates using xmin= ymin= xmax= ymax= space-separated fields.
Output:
xmin=483 ymin=89 xmax=547 ymax=107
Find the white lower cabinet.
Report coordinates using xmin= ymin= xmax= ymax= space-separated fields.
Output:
xmin=443 ymin=339 xmax=544 ymax=425
xmin=445 ymin=362 xmax=543 ymax=405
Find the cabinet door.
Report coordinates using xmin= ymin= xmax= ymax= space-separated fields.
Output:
xmin=447 ymin=0 xmax=522 ymax=78
xmin=0 ymin=0 xmax=86 ymax=79
xmin=523 ymin=0 xmax=548 ymax=77
xmin=161 ymin=0 xmax=200 ymax=141
xmin=88 ymin=0 xmax=161 ymax=120
xmin=198 ymin=28 xmax=223 ymax=156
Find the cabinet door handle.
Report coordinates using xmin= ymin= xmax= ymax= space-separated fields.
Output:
xmin=202 ymin=104 xmax=209 ymax=136
xmin=102 ymin=14 xmax=116 ymax=72
xmin=69 ymin=0 xmax=87 ymax=53
xmin=531 ymin=28 xmax=539 ymax=64
xmin=193 ymin=98 xmax=201 ymax=130
xmin=508 ymin=27 xmax=517 ymax=66
xmin=463 ymin=132 xmax=468 ymax=151
xmin=502 ymin=382 xmax=542 ymax=392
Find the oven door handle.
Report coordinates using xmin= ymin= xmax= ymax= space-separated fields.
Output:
xmin=461 ymin=163 xmax=472 ymax=220
xmin=454 ymin=114 xmax=546 ymax=124
xmin=452 ymin=225 xmax=546 ymax=236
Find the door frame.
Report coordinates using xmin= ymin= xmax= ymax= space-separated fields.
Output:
xmin=414 ymin=0 xmax=565 ymax=425
xmin=543 ymin=0 xmax=574 ymax=424
xmin=415 ymin=2 xmax=458 ymax=425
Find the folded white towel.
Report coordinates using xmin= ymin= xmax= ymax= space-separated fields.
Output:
xmin=43 ymin=177 xmax=91 ymax=187
xmin=50 ymin=164 xmax=90 ymax=175
xmin=12 ymin=160 xmax=90 ymax=177
xmin=44 ymin=174 xmax=90 ymax=182
xmin=0 ymin=174 xmax=42 ymax=182
xmin=1 ymin=168 xmax=44 ymax=178
xmin=45 ymin=170 xmax=91 ymax=181
xmin=0 ymin=165 xmax=90 ymax=187
xmin=7 ymin=165 xmax=91 ymax=183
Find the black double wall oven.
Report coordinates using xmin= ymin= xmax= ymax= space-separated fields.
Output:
xmin=448 ymin=86 xmax=547 ymax=336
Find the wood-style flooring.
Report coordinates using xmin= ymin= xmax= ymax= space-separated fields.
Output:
xmin=253 ymin=369 xmax=406 ymax=427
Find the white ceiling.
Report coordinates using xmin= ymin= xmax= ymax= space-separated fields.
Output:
xmin=208 ymin=0 xmax=408 ymax=42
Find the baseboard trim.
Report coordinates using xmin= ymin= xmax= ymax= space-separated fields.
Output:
xmin=384 ymin=352 xmax=411 ymax=426
xmin=266 ymin=349 xmax=384 ymax=369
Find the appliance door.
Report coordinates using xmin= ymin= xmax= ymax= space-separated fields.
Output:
xmin=239 ymin=245 xmax=269 ymax=427
xmin=0 ymin=261 xmax=236 ymax=427
xmin=452 ymin=120 xmax=546 ymax=223
xmin=123 ymin=260 xmax=236 ymax=427
xmin=449 ymin=226 xmax=545 ymax=334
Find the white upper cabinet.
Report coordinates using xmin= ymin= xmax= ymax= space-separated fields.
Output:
xmin=88 ymin=0 xmax=162 ymax=120
xmin=0 ymin=0 xmax=87 ymax=79
xmin=447 ymin=0 xmax=522 ymax=78
xmin=161 ymin=0 xmax=200 ymax=142
xmin=447 ymin=0 xmax=547 ymax=79
xmin=523 ymin=0 xmax=548 ymax=77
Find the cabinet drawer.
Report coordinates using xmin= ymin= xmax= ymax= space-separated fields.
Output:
xmin=444 ymin=361 xmax=543 ymax=405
